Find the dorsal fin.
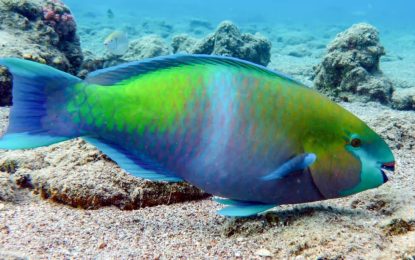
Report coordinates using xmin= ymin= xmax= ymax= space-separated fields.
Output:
xmin=85 ymin=54 xmax=304 ymax=86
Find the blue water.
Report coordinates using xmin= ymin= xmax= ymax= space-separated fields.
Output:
xmin=64 ymin=0 xmax=415 ymax=30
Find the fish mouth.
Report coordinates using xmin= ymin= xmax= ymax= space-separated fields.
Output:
xmin=380 ymin=161 xmax=395 ymax=183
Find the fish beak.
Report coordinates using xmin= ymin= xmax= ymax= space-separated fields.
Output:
xmin=380 ymin=161 xmax=395 ymax=183
xmin=381 ymin=161 xmax=395 ymax=171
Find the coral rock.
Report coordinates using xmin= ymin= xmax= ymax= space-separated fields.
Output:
xmin=0 ymin=136 xmax=208 ymax=209
xmin=77 ymin=51 xmax=105 ymax=78
xmin=172 ymin=34 xmax=198 ymax=54
xmin=391 ymin=87 xmax=415 ymax=110
xmin=172 ymin=21 xmax=272 ymax=66
xmin=313 ymin=23 xmax=394 ymax=104
xmin=123 ymin=35 xmax=171 ymax=61
xmin=0 ymin=0 xmax=83 ymax=106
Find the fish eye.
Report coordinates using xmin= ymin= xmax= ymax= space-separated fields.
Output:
xmin=351 ymin=138 xmax=362 ymax=147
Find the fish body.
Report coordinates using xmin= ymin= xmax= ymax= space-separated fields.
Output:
xmin=104 ymin=31 xmax=129 ymax=56
xmin=0 ymin=55 xmax=395 ymax=216
xmin=71 ymin=59 xmax=325 ymax=204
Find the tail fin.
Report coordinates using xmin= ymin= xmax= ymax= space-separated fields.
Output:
xmin=0 ymin=58 xmax=82 ymax=149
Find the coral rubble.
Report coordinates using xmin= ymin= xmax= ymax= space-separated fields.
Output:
xmin=0 ymin=0 xmax=83 ymax=106
xmin=0 ymin=173 xmax=16 ymax=201
xmin=313 ymin=23 xmax=394 ymax=104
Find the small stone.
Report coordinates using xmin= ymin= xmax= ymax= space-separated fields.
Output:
xmin=36 ymin=57 xmax=46 ymax=64
xmin=52 ymin=57 xmax=63 ymax=65
xmin=0 ymin=203 xmax=4 ymax=210
xmin=255 ymin=248 xmax=272 ymax=257
xmin=98 ymin=241 xmax=107 ymax=249
xmin=22 ymin=53 xmax=33 ymax=59
xmin=0 ymin=225 xmax=9 ymax=235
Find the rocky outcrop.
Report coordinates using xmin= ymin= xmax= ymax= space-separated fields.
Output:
xmin=0 ymin=137 xmax=208 ymax=209
xmin=0 ymin=0 xmax=83 ymax=106
xmin=313 ymin=23 xmax=394 ymax=104
xmin=172 ymin=21 xmax=272 ymax=66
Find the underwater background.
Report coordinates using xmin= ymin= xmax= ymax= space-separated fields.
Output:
xmin=0 ymin=0 xmax=414 ymax=259
xmin=65 ymin=0 xmax=415 ymax=88
xmin=67 ymin=0 xmax=415 ymax=27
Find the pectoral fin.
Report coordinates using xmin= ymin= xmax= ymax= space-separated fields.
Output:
xmin=261 ymin=153 xmax=316 ymax=181
xmin=213 ymin=198 xmax=275 ymax=217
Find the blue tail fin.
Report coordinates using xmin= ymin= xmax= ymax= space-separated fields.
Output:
xmin=0 ymin=58 xmax=82 ymax=149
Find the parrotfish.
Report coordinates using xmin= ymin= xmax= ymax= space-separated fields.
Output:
xmin=0 ymin=55 xmax=395 ymax=217
xmin=104 ymin=31 xmax=129 ymax=56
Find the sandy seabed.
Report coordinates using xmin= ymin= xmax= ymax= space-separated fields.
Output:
xmin=0 ymin=101 xmax=414 ymax=259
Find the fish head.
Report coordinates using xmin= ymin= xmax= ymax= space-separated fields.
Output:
xmin=306 ymin=113 xmax=395 ymax=199
xmin=104 ymin=35 xmax=115 ymax=46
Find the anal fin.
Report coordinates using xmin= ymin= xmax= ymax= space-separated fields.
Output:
xmin=0 ymin=132 xmax=70 ymax=150
xmin=83 ymin=137 xmax=183 ymax=182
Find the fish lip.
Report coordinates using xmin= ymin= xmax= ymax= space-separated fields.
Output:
xmin=380 ymin=161 xmax=395 ymax=184
xmin=381 ymin=161 xmax=395 ymax=171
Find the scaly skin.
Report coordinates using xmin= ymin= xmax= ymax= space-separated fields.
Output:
xmin=65 ymin=58 xmax=393 ymax=204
